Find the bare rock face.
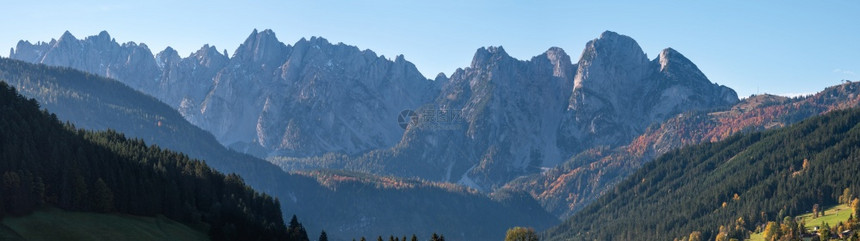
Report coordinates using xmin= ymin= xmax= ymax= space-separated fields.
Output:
xmin=12 ymin=29 xmax=439 ymax=157
xmin=357 ymin=31 xmax=737 ymax=190
xmin=13 ymin=31 xmax=162 ymax=92
xmin=558 ymin=31 xmax=738 ymax=156
xmin=378 ymin=46 xmax=576 ymax=190
xmin=12 ymin=30 xmax=737 ymax=192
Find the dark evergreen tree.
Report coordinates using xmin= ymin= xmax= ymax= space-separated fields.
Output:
xmin=319 ymin=230 xmax=328 ymax=241
xmin=288 ymin=215 xmax=310 ymax=241
xmin=92 ymin=178 xmax=113 ymax=212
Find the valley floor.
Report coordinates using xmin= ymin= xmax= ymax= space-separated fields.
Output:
xmin=0 ymin=208 xmax=209 ymax=241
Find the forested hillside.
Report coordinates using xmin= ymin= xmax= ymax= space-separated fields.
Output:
xmin=0 ymin=58 xmax=557 ymax=241
xmin=505 ymin=82 xmax=860 ymax=218
xmin=0 ymin=58 xmax=288 ymax=197
xmin=544 ymin=107 xmax=860 ymax=241
xmin=0 ymin=82 xmax=292 ymax=240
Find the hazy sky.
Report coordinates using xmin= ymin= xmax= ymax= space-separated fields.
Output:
xmin=2 ymin=1 xmax=858 ymax=97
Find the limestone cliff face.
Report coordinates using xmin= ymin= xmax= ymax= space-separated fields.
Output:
xmin=349 ymin=32 xmax=737 ymax=191
xmin=559 ymin=31 xmax=738 ymax=156
xmin=12 ymin=29 xmax=439 ymax=158
xmin=12 ymin=30 xmax=738 ymax=192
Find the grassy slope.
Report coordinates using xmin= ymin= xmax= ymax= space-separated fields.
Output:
xmin=747 ymin=204 xmax=852 ymax=241
xmin=0 ymin=208 xmax=209 ymax=241
xmin=798 ymin=204 xmax=853 ymax=231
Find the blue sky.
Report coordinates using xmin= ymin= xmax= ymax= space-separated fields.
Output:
xmin=2 ymin=1 xmax=858 ymax=97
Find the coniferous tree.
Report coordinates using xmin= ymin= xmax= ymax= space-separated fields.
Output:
xmin=288 ymin=215 xmax=310 ymax=241
xmin=71 ymin=173 xmax=88 ymax=211
xmin=411 ymin=234 xmax=417 ymax=241
xmin=820 ymin=223 xmax=831 ymax=240
xmin=319 ymin=230 xmax=328 ymax=241
xmin=33 ymin=176 xmax=45 ymax=206
xmin=92 ymin=178 xmax=113 ymax=212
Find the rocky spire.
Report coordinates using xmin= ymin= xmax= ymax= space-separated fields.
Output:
xmin=233 ymin=29 xmax=289 ymax=64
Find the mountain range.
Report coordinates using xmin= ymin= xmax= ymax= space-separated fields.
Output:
xmin=11 ymin=29 xmax=859 ymax=241
xmin=16 ymin=29 xmax=740 ymax=191
xmin=12 ymin=30 xmax=439 ymax=158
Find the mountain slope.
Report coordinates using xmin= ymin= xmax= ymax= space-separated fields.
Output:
xmin=503 ymin=82 xmax=860 ymax=218
xmin=12 ymin=30 xmax=737 ymax=191
xmin=0 ymin=58 xmax=557 ymax=241
xmin=0 ymin=57 xmax=291 ymax=201
xmin=11 ymin=30 xmax=439 ymax=158
xmin=544 ymin=107 xmax=860 ymax=241
xmin=0 ymin=81 xmax=289 ymax=240
xmin=275 ymin=31 xmax=738 ymax=191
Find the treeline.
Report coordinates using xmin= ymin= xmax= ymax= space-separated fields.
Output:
xmin=544 ymin=108 xmax=860 ymax=241
xmin=0 ymin=81 xmax=297 ymax=240
xmin=348 ymin=233 xmax=445 ymax=241
xmin=708 ymin=192 xmax=860 ymax=241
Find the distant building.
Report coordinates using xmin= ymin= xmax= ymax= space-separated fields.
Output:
xmin=841 ymin=229 xmax=853 ymax=239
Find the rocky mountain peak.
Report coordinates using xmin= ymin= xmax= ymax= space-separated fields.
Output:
xmin=156 ymin=46 xmax=181 ymax=69
xmin=234 ymin=29 xmax=288 ymax=64
xmin=543 ymin=47 xmax=568 ymax=62
xmin=471 ymin=46 xmax=511 ymax=68
xmin=92 ymin=30 xmax=112 ymax=43
xmin=307 ymin=36 xmax=330 ymax=46
xmin=559 ymin=31 xmax=739 ymax=165
xmin=656 ymin=48 xmax=705 ymax=81
xmin=536 ymin=47 xmax=574 ymax=78
xmin=435 ymin=72 xmax=449 ymax=82
xmin=573 ymin=31 xmax=650 ymax=90
xmin=193 ymin=44 xmax=228 ymax=64
xmin=58 ymin=30 xmax=77 ymax=43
